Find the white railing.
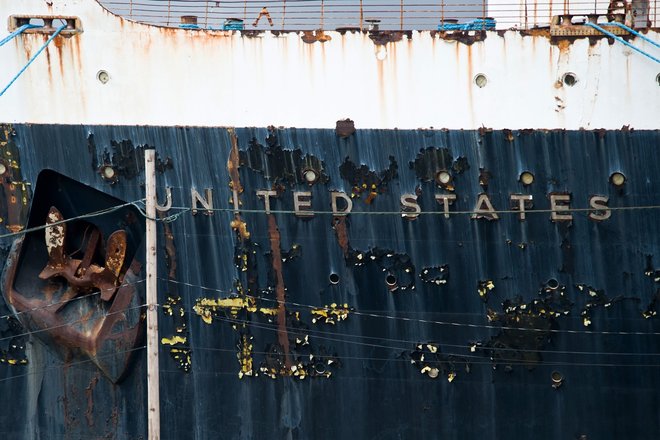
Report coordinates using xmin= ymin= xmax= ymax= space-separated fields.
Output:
xmin=98 ymin=0 xmax=658 ymax=30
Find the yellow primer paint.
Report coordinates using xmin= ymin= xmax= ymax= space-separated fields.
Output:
xmin=238 ymin=334 xmax=253 ymax=379
xmin=230 ymin=219 xmax=251 ymax=239
xmin=194 ymin=296 xmax=281 ymax=324
xmin=161 ymin=335 xmax=187 ymax=345
xmin=478 ymin=280 xmax=495 ymax=298
xmin=311 ymin=303 xmax=351 ymax=324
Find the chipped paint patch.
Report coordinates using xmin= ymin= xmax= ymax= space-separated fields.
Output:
xmin=161 ymin=335 xmax=187 ymax=345
xmin=311 ymin=303 xmax=352 ymax=325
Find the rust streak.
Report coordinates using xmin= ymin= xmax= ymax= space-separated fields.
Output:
xmin=159 ymin=212 xmax=178 ymax=279
xmin=227 ymin=128 xmax=243 ymax=194
xmin=84 ymin=374 xmax=99 ymax=427
xmin=268 ymin=214 xmax=291 ymax=369
xmin=55 ymin=37 xmax=64 ymax=75
xmin=332 ymin=216 xmax=350 ymax=257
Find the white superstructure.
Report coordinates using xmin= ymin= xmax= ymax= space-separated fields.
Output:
xmin=1 ymin=0 xmax=658 ymax=129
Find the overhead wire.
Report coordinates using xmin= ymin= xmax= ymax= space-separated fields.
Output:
xmin=0 ymin=346 xmax=146 ymax=384
xmin=166 ymin=314 xmax=660 ymax=367
xmin=160 ymin=278 xmax=660 ymax=337
xmin=160 ymin=203 xmax=660 ymax=217
xmin=0 ymin=279 xmax=146 ymax=323
xmin=0 ymin=199 xmax=145 ymax=241
xmin=170 ymin=312 xmax=660 ymax=358
xmin=0 ymin=303 xmax=147 ymax=344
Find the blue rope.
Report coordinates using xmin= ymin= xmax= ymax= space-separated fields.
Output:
xmin=607 ymin=22 xmax=660 ymax=50
xmin=438 ymin=18 xmax=496 ymax=31
xmin=0 ymin=24 xmax=67 ymax=98
xmin=0 ymin=24 xmax=42 ymax=47
xmin=584 ymin=22 xmax=660 ymax=64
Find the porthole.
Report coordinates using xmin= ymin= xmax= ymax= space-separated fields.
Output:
xmin=610 ymin=171 xmax=626 ymax=187
xmin=519 ymin=171 xmax=535 ymax=186
xmin=97 ymin=70 xmax=110 ymax=84
xmin=551 ymin=370 xmax=564 ymax=388
xmin=302 ymin=169 xmax=319 ymax=185
xmin=435 ymin=170 xmax=452 ymax=186
xmin=474 ymin=73 xmax=487 ymax=88
xmin=562 ymin=72 xmax=577 ymax=87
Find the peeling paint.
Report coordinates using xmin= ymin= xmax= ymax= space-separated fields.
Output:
xmin=311 ymin=303 xmax=351 ymax=325
xmin=340 ymin=156 xmax=398 ymax=201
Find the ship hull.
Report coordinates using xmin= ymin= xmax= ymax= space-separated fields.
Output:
xmin=0 ymin=123 xmax=658 ymax=438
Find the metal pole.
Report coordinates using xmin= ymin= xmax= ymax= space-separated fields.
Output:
xmin=441 ymin=0 xmax=444 ymax=26
xmin=145 ymin=148 xmax=160 ymax=440
xmin=359 ymin=0 xmax=363 ymax=31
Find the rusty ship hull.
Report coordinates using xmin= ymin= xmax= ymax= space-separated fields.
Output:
xmin=1 ymin=0 xmax=660 ymax=439
xmin=0 ymin=124 xmax=658 ymax=439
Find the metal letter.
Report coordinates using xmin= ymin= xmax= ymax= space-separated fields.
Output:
xmin=400 ymin=194 xmax=421 ymax=220
xmin=191 ymin=188 xmax=214 ymax=215
xmin=550 ymin=193 xmax=572 ymax=222
xmin=293 ymin=191 xmax=314 ymax=217
xmin=510 ymin=194 xmax=533 ymax=221
xmin=434 ymin=194 xmax=457 ymax=218
xmin=472 ymin=194 xmax=499 ymax=220
xmin=589 ymin=195 xmax=611 ymax=221
xmin=331 ymin=191 xmax=353 ymax=216
xmin=257 ymin=190 xmax=278 ymax=214
xmin=156 ymin=187 xmax=172 ymax=212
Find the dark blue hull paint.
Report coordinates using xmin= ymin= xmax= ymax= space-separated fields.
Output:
xmin=0 ymin=124 xmax=658 ymax=439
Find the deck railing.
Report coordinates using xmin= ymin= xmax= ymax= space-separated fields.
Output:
xmin=99 ymin=0 xmax=658 ymax=31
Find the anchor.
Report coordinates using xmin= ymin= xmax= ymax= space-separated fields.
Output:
xmin=3 ymin=196 xmax=145 ymax=383
xmin=39 ymin=206 xmax=127 ymax=305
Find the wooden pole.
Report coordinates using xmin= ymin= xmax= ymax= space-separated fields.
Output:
xmin=145 ymin=148 xmax=160 ymax=440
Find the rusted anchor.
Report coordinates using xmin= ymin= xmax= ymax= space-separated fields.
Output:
xmin=39 ymin=206 xmax=127 ymax=306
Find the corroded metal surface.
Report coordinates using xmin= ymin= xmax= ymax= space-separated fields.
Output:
xmin=0 ymin=123 xmax=658 ymax=438
xmin=1 ymin=0 xmax=659 ymax=129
